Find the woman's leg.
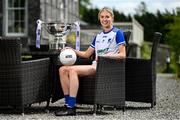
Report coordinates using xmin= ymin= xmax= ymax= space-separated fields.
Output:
xmin=55 ymin=65 xmax=96 ymax=116
xmin=59 ymin=65 xmax=96 ymax=97
xmin=59 ymin=65 xmax=96 ymax=101
xmin=59 ymin=66 xmax=70 ymax=96
xmin=68 ymin=65 xmax=96 ymax=97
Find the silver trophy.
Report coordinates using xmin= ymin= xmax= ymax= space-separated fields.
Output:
xmin=42 ymin=22 xmax=75 ymax=50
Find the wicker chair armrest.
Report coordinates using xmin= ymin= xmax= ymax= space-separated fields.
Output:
xmin=21 ymin=58 xmax=50 ymax=64
xmin=21 ymin=58 xmax=50 ymax=80
xmin=96 ymin=56 xmax=125 ymax=82
xmin=126 ymin=57 xmax=151 ymax=62
xmin=97 ymin=56 xmax=125 ymax=74
xmin=126 ymin=57 xmax=153 ymax=76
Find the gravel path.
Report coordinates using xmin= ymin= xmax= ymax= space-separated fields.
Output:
xmin=0 ymin=73 xmax=180 ymax=120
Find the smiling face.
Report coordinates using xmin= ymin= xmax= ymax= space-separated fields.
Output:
xmin=99 ymin=9 xmax=114 ymax=31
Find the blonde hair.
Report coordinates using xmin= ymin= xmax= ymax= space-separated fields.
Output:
xmin=98 ymin=7 xmax=114 ymax=20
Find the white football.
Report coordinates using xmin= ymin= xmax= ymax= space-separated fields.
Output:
xmin=60 ymin=49 xmax=77 ymax=65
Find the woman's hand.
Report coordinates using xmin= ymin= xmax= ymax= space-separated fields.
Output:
xmin=61 ymin=47 xmax=75 ymax=52
xmin=101 ymin=52 xmax=114 ymax=58
xmin=101 ymin=52 xmax=126 ymax=59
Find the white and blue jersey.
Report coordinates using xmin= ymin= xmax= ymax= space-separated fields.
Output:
xmin=90 ymin=27 xmax=125 ymax=57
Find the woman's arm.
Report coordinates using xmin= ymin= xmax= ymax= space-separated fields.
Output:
xmin=74 ymin=47 xmax=95 ymax=59
xmin=103 ymin=44 xmax=126 ymax=59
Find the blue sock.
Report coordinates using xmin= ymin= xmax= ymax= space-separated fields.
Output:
xmin=68 ymin=96 xmax=76 ymax=108
xmin=64 ymin=95 xmax=69 ymax=105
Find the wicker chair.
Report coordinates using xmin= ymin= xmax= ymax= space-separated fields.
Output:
xmin=76 ymin=31 xmax=131 ymax=113
xmin=125 ymin=32 xmax=162 ymax=108
xmin=0 ymin=38 xmax=51 ymax=114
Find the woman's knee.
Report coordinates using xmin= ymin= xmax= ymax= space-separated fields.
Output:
xmin=68 ymin=66 xmax=77 ymax=74
xmin=59 ymin=66 xmax=69 ymax=75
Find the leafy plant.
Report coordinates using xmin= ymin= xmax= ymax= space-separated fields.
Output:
xmin=165 ymin=15 xmax=180 ymax=62
xmin=141 ymin=42 xmax=151 ymax=59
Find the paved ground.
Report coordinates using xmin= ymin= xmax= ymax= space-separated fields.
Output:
xmin=0 ymin=74 xmax=180 ymax=120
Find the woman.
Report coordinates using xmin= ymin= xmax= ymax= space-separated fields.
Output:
xmin=55 ymin=7 xmax=126 ymax=116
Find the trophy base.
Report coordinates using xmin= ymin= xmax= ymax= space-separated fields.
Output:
xmin=49 ymin=43 xmax=66 ymax=50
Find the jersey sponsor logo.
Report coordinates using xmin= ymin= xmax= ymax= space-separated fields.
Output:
xmin=97 ymin=48 xmax=109 ymax=55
